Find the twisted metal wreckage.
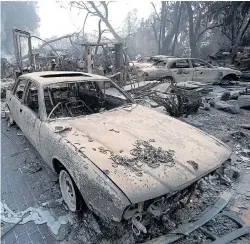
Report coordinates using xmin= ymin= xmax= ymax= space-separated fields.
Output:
xmin=12 ymin=28 xmax=129 ymax=82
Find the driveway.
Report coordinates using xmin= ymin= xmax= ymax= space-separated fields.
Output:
xmin=1 ymin=119 xmax=67 ymax=244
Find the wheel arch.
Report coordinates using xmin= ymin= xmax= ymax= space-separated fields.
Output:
xmin=52 ymin=157 xmax=66 ymax=174
xmin=52 ymin=155 xmax=131 ymax=221
xmin=221 ymin=73 xmax=238 ymax=81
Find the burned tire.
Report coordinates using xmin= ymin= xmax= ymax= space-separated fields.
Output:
xmin=159 ymin=76 xmax=174 ymax=83
xmin=59 ymin=169 xmax=83 ymax=212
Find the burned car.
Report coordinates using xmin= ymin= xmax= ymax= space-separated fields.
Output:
xmin=6 ymin=71 xmax=231 ymax=228
xmin=138 ymin=57 xmax=242 ymax=84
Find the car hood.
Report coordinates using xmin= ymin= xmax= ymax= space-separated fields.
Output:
xmin=56 ymin=104 xmax=231 ymax=203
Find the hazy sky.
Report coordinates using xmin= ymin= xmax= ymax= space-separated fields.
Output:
xmin=38 ymin=1 xmax=154 ymax=39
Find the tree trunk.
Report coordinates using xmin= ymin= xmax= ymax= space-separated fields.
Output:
xmin=161 ymin=28 xmax=176 ymax=55
xmin=172 ymin=3 xmax=183 ymax=55
xmin=230 ymin=16 xmax=250 ymax=64
xmin=159 ymin=1 xmax=167 ymax=54
xmin=95 ymin=19 xmax=102 ymax=54
xmin=89 ymin=2 xmax=123 ymax=43
xmin=101 ymin=18 xmax=123 ymax=42
xmin=190 ymin=42 xmax=198 ymax=58
xmin=185 ymin=2 xmax=198 ymax=58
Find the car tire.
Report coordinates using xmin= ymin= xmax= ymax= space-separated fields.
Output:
xmin=59 ymin=169 xmax=83 ymax=212
xmin=7 ymin=112 xmax=15 ymax=127
xmin=159 ymin=76 xmax=174 ymax=83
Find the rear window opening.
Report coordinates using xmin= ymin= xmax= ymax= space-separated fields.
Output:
xmin=40 ymin=73 xmax=91 ymax=78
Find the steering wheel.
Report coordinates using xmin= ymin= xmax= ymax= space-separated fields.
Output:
xmin=65 ymin=100 xmax=93 ymax=117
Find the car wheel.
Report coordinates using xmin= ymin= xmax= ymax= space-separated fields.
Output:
xmin=7 ymin=112 xmax=15 ymax=127
xmin=59 ymin=169 xmax=82 ymax=212
xmin=160 ymin=76 xmax=174 ymax=83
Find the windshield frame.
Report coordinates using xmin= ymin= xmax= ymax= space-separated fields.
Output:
xmin=43 ymin=79 xmax=134 ymax=121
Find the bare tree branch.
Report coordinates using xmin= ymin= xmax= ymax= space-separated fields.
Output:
xmin=197 ymin=23 xmax=222 ymax=40
xmin=151 ymin=2 xmax=160 ymax=20
xmin=100 ymin=1 xmax=109 ymax=19
xmin=71 ymin=1 xmax=96 ymax=15
xmin=82 ymin=12 xmax=89 ymax=36
xmin=151 ymin=17 xmax=159 ymax=44
xmin=88 ymin=1 xmax=122 ymax=42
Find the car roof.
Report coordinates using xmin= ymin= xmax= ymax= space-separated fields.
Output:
xmin=162 ymin=57 xmax=199 ymax=62
xmin=19 ymin=71 xmax=110 ymax=86
xmin=151 ymin=55 xmax=174 ymax=58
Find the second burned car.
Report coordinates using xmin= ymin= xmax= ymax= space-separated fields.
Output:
xmin=137 ymin=57 xmax=242 ymax=84
xmin=6 ymin=71 xmax=231 ymax=231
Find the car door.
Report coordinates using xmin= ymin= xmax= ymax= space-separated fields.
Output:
xmin=8 ymin=78 xmax=29 ymax=128
xmin=153 ymin=61 xmax=170 ymax=79
xmin=192 ymin=59 xmax=219 ymax=83
xmin=21 ymin=80 xmax=42 ymax=150
xmin=168 ymin=59 xmax=195 ymax=82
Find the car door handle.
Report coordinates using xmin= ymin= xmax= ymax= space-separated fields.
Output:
xmin=20 ymin=108 xmax=22 ymax=113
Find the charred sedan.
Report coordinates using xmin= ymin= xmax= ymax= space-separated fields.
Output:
xmin=138 ymin=57 xmax=242 ymax=84
xmin=6 ymin=71 xmax=231 ymax=224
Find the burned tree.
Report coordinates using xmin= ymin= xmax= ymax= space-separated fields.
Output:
xmin=70 ymin=1 xmax=123 ymax=42
xmin=151 ymin=2 xmax=183 ymax=55
xmin=185 ymin=2 xmax=223 ymax=58
xmin=219 ymin=2 xmax=250 ymax=64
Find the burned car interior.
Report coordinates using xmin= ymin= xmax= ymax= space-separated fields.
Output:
xmin=44 ymin=80 xmax=130 ymax=119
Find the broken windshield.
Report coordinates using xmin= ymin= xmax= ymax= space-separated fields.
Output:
xmin=44 ymin=80 xmax=132 ymax=119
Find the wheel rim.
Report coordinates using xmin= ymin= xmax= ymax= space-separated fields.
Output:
xmin=161 ymin=77 xmax=172 ymax=83
xmin=59 ymin=170 xmax=77 ymax=212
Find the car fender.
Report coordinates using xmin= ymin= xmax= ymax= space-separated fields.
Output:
xmin=51 ymin=139 xmax=131 ymax=222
